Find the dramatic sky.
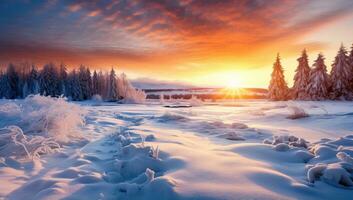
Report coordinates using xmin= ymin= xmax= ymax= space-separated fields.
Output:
xmin=1 ymin=0 xmax=353 ymax=88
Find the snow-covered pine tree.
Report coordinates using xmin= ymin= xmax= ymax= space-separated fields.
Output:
xmin=78 ymin=65 xmax=87 ymax=99
xmin=268 ymin=54 xmax=288 ymax=100
xmin=0 ymin=70 xmax=6 ymax=98
xmin=118 ymin=73 xmax=129 ymax=98
xmin=92 ymin=70 xmax=98 ymax=95
xmin=97 ymin=70 xmax=105 ymax=97
xmin=86 ymin=67 xmax=92 ymax=98
xmin=40 ymin=63 xmax=60 ymax=97
xmin=59 ymin=63 xmax=68 ymax=96
xmin=118 ymin=73 xmax=146 ymax=103
xmin=292 ymin=49 xmax=310 ymax=100
xmin=92 ymin=70 xmax=99 ymax=95
xmin=103 ymin=71 xmax=110 ymax=99
xmin=5 ymin=63 xmax=20 ymax=99
xmin=348 ymin=44 xmax=353 ymax=92
xmin=21 ymin=64 xmax=29 ymax=98
xmin=66 ymin=70 xmax=73 ymax=100
xmin=17 ymin=62 xmax=31 ymax=98
xmin=27 ymin=65 xmax=40 ymax=95
xmin=22 ymin=81 xmax=29 ymax=98
xmin=106 ymin=68 xmax=118 ymax=101
xmin=330 ymin=45 xmax=352 ymax=100
xmin=78 ymin=65 xmax=92 ymax=100
xmin=306 ymin=54 xmax=330 ymax=100
xmin=68 ymin=69 xmax=83 ymax=101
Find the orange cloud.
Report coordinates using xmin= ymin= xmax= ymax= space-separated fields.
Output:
xmin=1 ymin=0 xmax=353 ymax=87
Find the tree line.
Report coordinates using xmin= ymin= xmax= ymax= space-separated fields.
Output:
xmin=0 ymin=63 xmax=146 ymax=103
xmin=268 ymin=44 xmax=353 ymax=101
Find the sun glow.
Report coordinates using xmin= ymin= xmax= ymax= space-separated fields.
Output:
xmin=217 ymin=72 xmax=244 ymax=98
xmin=208 ymin=71 xmax=243 ymax=88
xmin=227 ymin=79 xmax=241 ymax=89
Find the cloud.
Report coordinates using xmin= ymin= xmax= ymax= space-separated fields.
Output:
xmin=1 ymin=0 xmax=353 ymax=72
xmin=60 ymin=1 xmax=353 ymax=56
xmin=0 ymin=42 xmax=152 ymax=67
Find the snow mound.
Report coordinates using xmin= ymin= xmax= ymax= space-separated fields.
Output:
xmin=287 ymin=106 xmax=309 ymax=119
xmin=264 ymin=134 xmax=353 ymax=188
xmin=274 ymin=143 xmax=290 ymax=152
xmin=116 ymin=168 xmax=178 ymax=199
xmin=306 ymin=135 xmax=353 ymax=188
xmin=264 ymin=135 xmax=309 ymax=148
xmin=116 ymin=114 xmax=144 ymax=126
xmin=201 ymin=121 xmax=249 ymax=130
xmin=222 ymin=132 xmax=246 ymax=141
xmin=157 ymin=112 xmax=189 ymax=122
xmin=307 ymin=161 xmax=353 ymax=187
xmin=91 ymin=94 xmax=103 ymax=106
xmin=231 ymin=122 xmax=249 ymax=129
xmin=107 ymin=126 xmax=181 ymax=199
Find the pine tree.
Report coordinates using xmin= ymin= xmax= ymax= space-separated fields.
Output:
xmin=330 ymin=45 xmax=351 ymax=100
xmin=78 ymin=65 xmax=92 ymax=100
xmin=92 ymin=70 xmax=99 ymax=95
xmin=5 ymin=64 xmax=20 ymax=99
xmin=107 ymin=68 xmax=118 ymax=101
xmin=118 ymin=73 xmax=146 ymax=103
xmin=103 ymin=71 xmax=110 ymax=99
xmin=22 ymin=82 xmax=29 ymax=98
xmin=97 ymin=71 xmax=105 ymax=97
xmin=27 ymin=65 xmax=40 ymax=95
xmin=59 ymin=63 xmax=68 ymax=96
xmin=292 ymin=49 xmax=310 ymax=100
xmin=39 ymin=63 xmax=60 ymax=97
xmin=18 ymin=62 xmax=31 ymax=98
xmin=86 ymin=68 xmax=92 ymax=98
xmin=118 ymin=73 xmax=128 ymax=98
xmin=0 ymin=70 xmax=6 ymax=98
xmin=268 ymin=54 xmax=288 ymax=100
xmin=68 ymin=69 xmax=83 ymax=101
xmin=306 ymin=54 xmax=330 ymax=100
xmin=348 ymin=44 xmax=353 ymax=92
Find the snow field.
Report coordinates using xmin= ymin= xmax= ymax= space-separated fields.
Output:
xmin=1 ymin=98 xmax=353 ymax=199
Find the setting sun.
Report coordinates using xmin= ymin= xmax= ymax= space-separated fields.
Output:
xmin=227 ymin=79 xmax=240 ymax=89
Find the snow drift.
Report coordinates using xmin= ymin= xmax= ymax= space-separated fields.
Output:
xmin=264 ymin=134 xmax=353 ymax=188
xmin=0 ymin=95 xmax=86 ymax=159
xmin=307 ymin=135 xmax=353 ymax=188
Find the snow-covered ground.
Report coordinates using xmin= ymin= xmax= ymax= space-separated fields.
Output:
xmin=1 ymin=96 xmax=353 ymax=200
